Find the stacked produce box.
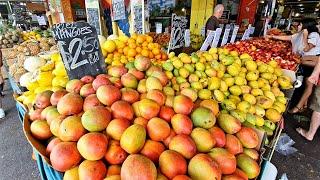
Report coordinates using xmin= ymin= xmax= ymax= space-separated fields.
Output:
xmin=17 ymin=34 xmax=296 ymax=180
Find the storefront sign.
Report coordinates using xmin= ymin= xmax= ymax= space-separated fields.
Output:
xmin=184 ymin=29 xmax=191 ymax=47
xmin=112 ymin=0 xmax=126 ymax=21
xmin=168 ymin=14 xmax=188 ymax=52
xmin=211 ymin=28 xmax=222 ymax=48
xmin=221 ymin=27 xmax=231 ymax=46
xmin=52 ymin=22 xmax=106 ymax=79
xmin=131 ymin=0 xmax=144 ymax=34
xmin=200 ymin=30 xmax=215 ymax=51
xmin=230 ymin=25 xmax=239 ymax=43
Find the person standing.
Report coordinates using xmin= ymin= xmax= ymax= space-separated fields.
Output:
xmin=296 ymin=58 xmax=320 ymax=141
xmin=205 ymin=4 xmax=224 ymax=35
xmin=267 ymin=18 xmax=320 ymax=114
xmin=0 ymin=50 xmax=5 ymax=119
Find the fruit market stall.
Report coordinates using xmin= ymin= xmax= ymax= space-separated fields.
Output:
xmin=8 ymin=28 xmax=299 ymax=179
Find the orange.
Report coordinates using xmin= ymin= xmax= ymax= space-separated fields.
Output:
xmin=148 ymin=43 xmax=154 ymax=50
xmin=123 ymin=46 xmax=129 ymax=56
xmin=128 ymin=48 xmax=137 ymax=57
xmin=118 ymin=48 xmax=124 ymax=54
xmin=136 ymin=35 xmax=146 ymax=44
xmin=136 ymin=47 xmax=142 ymax=53
xmin=153 ymin=43 xmax=160 ymax=49
xmin=142 ymin=41 xmax=149 ymax=47
xmin=152 ymin=48 xmax=160 ymax=55
xmin=161 ymin=53 xmax=168 ymax=60
xmin=149 ymin=52 xmax=154 ymax=59
xmin=117 ymin=41 xmax=125 ymax=49
xmin=114 ymin=52 xmax=121 ymax=58
xmin=146 ymin=36 xmax=153 ymax=43
xmin=129 ymin=43 xmax=137 ymax=49
xmin=107 ymin=54 xmax=114 ymax=59
xmin=155 ymin=54 xmax=162 ymax=60
xmin=141 ymin=49 xmax=150 ymax=57
xmin=128 ymin=38 xmax=136 ymax=44
xmin=131 ymin=33 xmax=138 ymax=40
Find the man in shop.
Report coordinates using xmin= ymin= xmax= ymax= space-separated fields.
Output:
xmin=205 ymin=4 xmax=224 ymax=36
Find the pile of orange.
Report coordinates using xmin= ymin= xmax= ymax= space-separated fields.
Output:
xmin=102 ymin=34 xmax=168 ymax=66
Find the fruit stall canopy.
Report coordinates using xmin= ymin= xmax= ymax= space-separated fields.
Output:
xmin=26 ymin=2 xmax=46 ymax=12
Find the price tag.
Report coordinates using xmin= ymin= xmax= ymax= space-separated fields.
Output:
xmin=112 ymin=0 xmax=126 ymax=21
xmin=184 ymin=29 xmax=191 ymax=47
xmin=241 ymin=29 xmax=250 ymax=40
xmin=221 ymin=28 xmax=231 ymax=46
xmin=201 ymin=27 xmax=206 ymax=37
xmin=85 ymin=0 xmax=102 ymax=35
xmin=86 ymin=8 xmax=101 ymax=35
xmin=211 ymin=28 xmax=222 ymax=48
xmin=132 ymin=1 xmax=144 ymax=34
xmin=168 ymin=14 xmax=188 ymax=52
xmin=200 ymin=31 xmax=215 ymax=51
xmin=155 ymin=22 xmax=162 ymax=34
xmin=37 ymin=15 xmax=47 ymax=25
xmin=249 ymin=26 xmax=255 ymax=35
xmin=230 ymin=25 xmax=239 ymax=43
xmin=52 ymin=22 xmax=106 ymax=79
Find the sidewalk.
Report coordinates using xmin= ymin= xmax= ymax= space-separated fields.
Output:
xmin=272 ymin=113 xmax=320 ymax=180
xmin=0 ymin=82 xmax=40 ymax=180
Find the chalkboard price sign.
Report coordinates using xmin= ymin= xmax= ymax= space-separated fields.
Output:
xmin=168 ymin=14 xmax=188 ymax=52
xmin=52 ymin=22 xmax=106 ymax=79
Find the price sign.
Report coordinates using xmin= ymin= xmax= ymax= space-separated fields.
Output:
xmin=168 ymin=14 xmax=188 ymax=52
xmin=241 ymin=29 xmax=250 ymax=40
xmin=201 ymin=27 xmax=206 ymax=37
xmin=156 ymin=22 xmax=162 ymax=34
xmin=221 ymin=28 xmax=231 ymax=46
xmin=37 ymin=15 xmax=47 ymax=25
xmin=249 ymin=26 xmax=255 ymax=35
xmin=230 ymin=25 xmax=239 ymax=43
xmin=200 ymin=31 xmax=215 ymax=51
xmin=211 ymin=28 xmax=222 ymax=48
xmin=184 ymin=29 xmax=191 ymax=47
xmin=131 ymin=0 xmax=145 ymax=34
xmin=86 ymin=8 xmax=101 ymax=35
xmin=112 ymin=0 xmax=126 ymax=21
xmin=85 ymin=0 xmax=102 ymax=35
xmin=52 ymin=22 xmax=106 ymax=79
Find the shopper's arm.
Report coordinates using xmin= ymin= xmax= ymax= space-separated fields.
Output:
xmin=266 ymin=35 xmax=292 ymax=41
xmin=303 ymin=30 xmax=316 ymax=52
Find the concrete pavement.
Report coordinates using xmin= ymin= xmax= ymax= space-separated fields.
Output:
xmin=0 ymin=82 xmax=40 ymax=180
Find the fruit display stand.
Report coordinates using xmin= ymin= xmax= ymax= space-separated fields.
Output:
xmin=13 ymin=32 xmax=299 ymax=179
